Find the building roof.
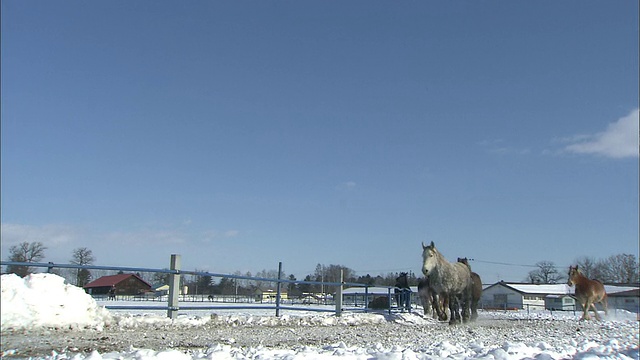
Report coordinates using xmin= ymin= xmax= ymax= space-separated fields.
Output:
xmin=84 ymin=274 xmax=151 ymax=289
xmin=485 ymin=281 xmax=639 ymax=297
xmin=507 ymin=283 xmax=572 ymax=295
xmin=154 ymin=284 xmax=170 ymax=291
xmin=605 ymin=286 xmax=639 ymax=296
xmin=484 ymin=282 xmax=571 ymax=295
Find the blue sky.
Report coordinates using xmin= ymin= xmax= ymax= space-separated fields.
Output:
xmin=2 ymin=1 xmax=638 ymax=283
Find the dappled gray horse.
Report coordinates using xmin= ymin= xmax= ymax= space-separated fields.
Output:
xmin=422 ymin=241 xmax=472 ymax=324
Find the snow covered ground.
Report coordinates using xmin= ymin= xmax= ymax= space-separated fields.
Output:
xmin=1 ymin=273 xmax=638 ymax=359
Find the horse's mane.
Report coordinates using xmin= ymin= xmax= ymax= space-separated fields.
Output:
xmin=457 ymin=257 xmax=472 ymax=270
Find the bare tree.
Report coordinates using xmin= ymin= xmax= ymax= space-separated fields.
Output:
xmin=598 ymin=254 xmax=639 ymax=284
xmin=70 ymin=247 xmax=95 ymax=287
xmin=6 ymin=242 xmax=47 ymax=277
xmin=254 ymin=269 xmax=281 ymax=290
xmin=573 ymin=256 xmax=599 ymax=279
xmin=526 ymin=261 xmax=563 ymax=284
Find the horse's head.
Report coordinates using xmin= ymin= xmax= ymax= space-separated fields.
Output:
xmin=567 ymin=265 xmax=579 ymax=286
xmin=421 ymin=241 xmax=438 ymax=276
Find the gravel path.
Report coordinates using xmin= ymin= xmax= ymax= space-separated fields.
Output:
xmin=2 ymin=314 xmax=637 ymax=359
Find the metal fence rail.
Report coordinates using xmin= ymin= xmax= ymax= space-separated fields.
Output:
xmin=1 ymin=255 xmax=410 ymax=318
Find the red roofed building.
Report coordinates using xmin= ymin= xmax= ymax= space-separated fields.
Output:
xmin=84 ymin=273 xmax=152 ymax=296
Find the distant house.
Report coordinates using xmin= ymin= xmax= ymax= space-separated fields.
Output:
xmin=153 ymin=283 xmax=170 ymax=296
xmin=84 ymin=274 xmax=152 ymax=296
xmin=255 ymin=288 xmax=288 ymax=302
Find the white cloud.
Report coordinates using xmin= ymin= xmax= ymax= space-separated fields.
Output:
xmin=563 ymin=109 xmax=639 ymax=159
xmin=224 ymin=230 xmax=239 ymax=238
xmin=103 ymin=229 xmax=187 ymax=245
xmin=200 ymin=229 xmax=240 ymax=242
xmin=337 ymin=181 xmax=357 ymax=190
xmin=477 ymin=139 xmax=531 ymax=156
xmin=1 ymin=223 xmax=79 ymax=247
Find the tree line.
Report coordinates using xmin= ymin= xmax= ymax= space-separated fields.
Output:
xmin=4 ymin=241 xmax=639 ymax=294
xmin=177 ymin=265 xmax=421 ymax=297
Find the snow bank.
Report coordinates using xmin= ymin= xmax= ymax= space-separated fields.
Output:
xmin=0 ymin=273 xmax=112 ymax=330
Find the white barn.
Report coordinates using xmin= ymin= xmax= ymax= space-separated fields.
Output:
xmin=605 ymin=286 xmax=640 ymax=313
xmin=481 ymin=282 xmax=571 ymax=310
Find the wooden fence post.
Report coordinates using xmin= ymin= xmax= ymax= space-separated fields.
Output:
xmin=335 ymin=269 xmax=343 ymax=316
xmin=276 ymin=261 xmax=282 ymax=317
xmin=167 ymin=254 xmax=181 ymax=319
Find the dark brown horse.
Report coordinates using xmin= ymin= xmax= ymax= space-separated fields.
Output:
xmin=457 ymin=258 xmax=482 ymax=321
xmin=394 ymin=272 xmax=411 ymax=311
xmin=567 ymin=265 xmax=608 ymax=321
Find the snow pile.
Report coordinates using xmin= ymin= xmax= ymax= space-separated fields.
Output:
xmin=0 ymin=273 xmax=112 ymax=330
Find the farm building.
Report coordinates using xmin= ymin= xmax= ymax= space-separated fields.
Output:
xmin=545 ymin=294 xmax=576 ymax=311
xmin=153 ymin=283 xmax=170 ymax=296
xmin=255 ymin=288 xmax=288 ymax=302
xmin=481 ymin=282 xmax=571 ymax=310
xmin=605 ymin=286 xmax=640 ymax=313
xmin=481 ymin=281 xmax=640 ymax=312
xmin=84 ymin=273 xmax=152 ymax=296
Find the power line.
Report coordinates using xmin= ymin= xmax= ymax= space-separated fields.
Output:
xmin=469 ymin=259 xmax=539 ymax=268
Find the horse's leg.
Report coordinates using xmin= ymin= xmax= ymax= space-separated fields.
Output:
xmin=461 ymin=290 xmax=471 ymax=323
xmin=601 ymin=294 xmax=609 ymax=317
xmin=422 ymin=295 xmax=431 ymax=316
xmin=433 ymin=293 xmax=447 ymax=321
xmin=455 ymin=295 xmax=463 ymax=324
xmin=590 ymin=302 xmax=602 ymax=321
xmin=582 ymin=299 xmax=592 ymax=320
xmin=448 ymin=294 xmax=460 ymax=325
xmin=471 ymin=297 xmax=479 ymax=321
xmin=442 ymin=295 xmax=450 ymax=321
xmin=589 ymin=295 xmax=604 ymax=321
xmin=431 ymin=292 xmax=442 ymax=319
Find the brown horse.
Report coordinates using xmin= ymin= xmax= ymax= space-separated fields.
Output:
xmin=567 ymin=265 xmax=608 ymax=321
xmin=458 ymin=258 xmax=482 ymax=321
